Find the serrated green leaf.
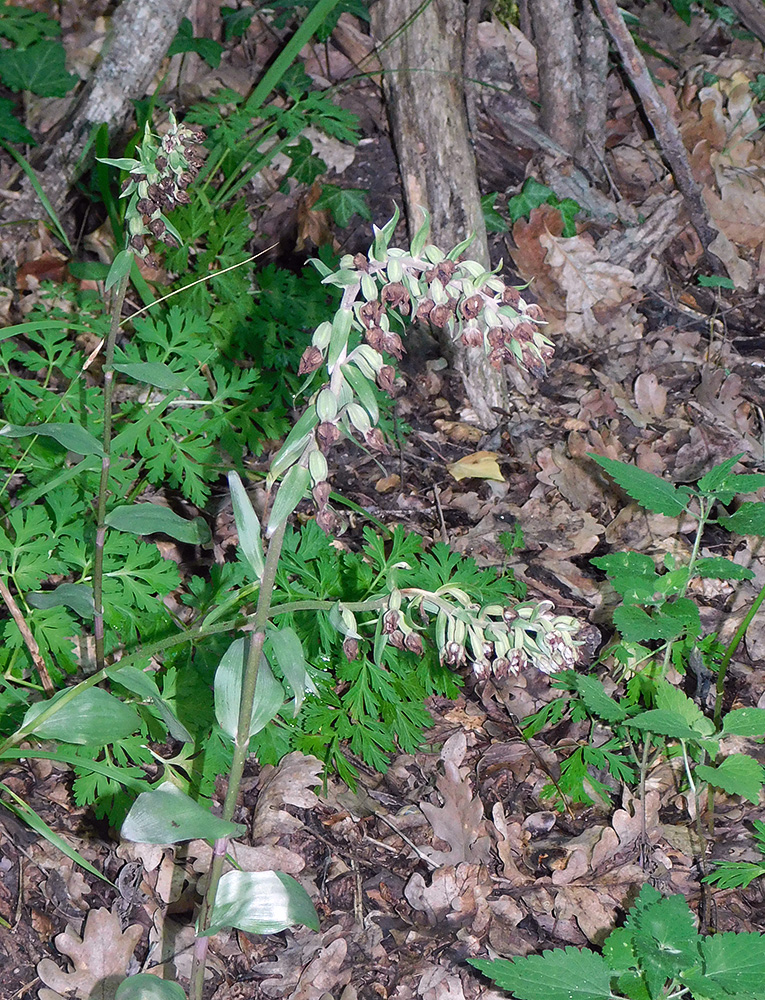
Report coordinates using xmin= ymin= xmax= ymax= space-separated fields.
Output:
xmin=313 ymin=184 xmax=370 ymax=228
xmin=719 ymin=503 xmax=765 ymax=536
xmin=112 ymin=361 xmax=188 ymax=390
xmin=697 ymin=454 xmax=744 ymax=493
xmin=695 ymin=556 xmax=754 ymax=581
xmin=27 ymin=583 xmax=94 ymax=618
xmin=228 ymin=471 xmax=264 ymax=579
xmin=0 ymin=420 xmax=104 ymax=455
xmin=469 ymin=947 xmax=613 ymax=1000
xmin=202 ymin=869 xmax=319 ymax=937
xmin=614 ymin=604 xmax=688 ymax=642
xmin=214 ymin=637 xmax=284 ymax=740
xmin=106 ymin=503 xmax=210 ymax=545
xmin=696 ymin=754 xmax=765 ymax=804
xmin=589 ymin=454 xmax=687 ymax=516
xmin=116 ymin=973 xmax=187 ymax=1000
xmin=700 ymin=929 xmax=765 ymax=995
xmin=0 ymin=40 xmax=78 ymax=96
xmin=722 ymin=707 xmax=765 ymax=737
xmin=631 ymin=893 xmax=702 ymax=983
xmin=570 ymin=674 xmax=626 ymax=723
xmin=628 ymin=709 xmax=712 ymax=742
xmin=23 ymin=688 xmax=141 ymax=745
xmin=654 ymin=680 xmax=715 ymax=735
xmin=0 ymin=97 xmax=34 ymax=143
xmin=266 ymin=464 xmax=310 ymax=537
xmin=121 ymin=781 xmax=245 ymax=844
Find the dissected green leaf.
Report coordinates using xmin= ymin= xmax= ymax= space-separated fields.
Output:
xmin=23 ymin=688 xmax=141 ymax=745
xmin=696 ymin=754 xmax=765 ymax=804
xmin=121 ymin=781 xmax=245 ymax=844
xmin=589 ymin=454 xmax=688 ymax=516
xmin=202 ymin=869 xmax=320 ymax=936
xmin=106 ymin=503 xmax=210 ymax=545
xmin=469 ymin=947 xmax=613 ymax=1000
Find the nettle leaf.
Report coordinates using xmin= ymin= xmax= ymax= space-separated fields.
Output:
xmin=613 ymin=603 xmax=695 ymax=643
xmin=694 ymin=556 xmax=754 ymax=581
xmin=697 ymin=454 xmax=744 ymax=494
xmin=0 ymin=97 xmax=34 ymax=143
xmin=168 ymin=18 xmax=224 ymax=67
xmin=589 ymin=454 xmax=688 ymax=517
xmin=631 ymin=893 xmax=702 ymax=984
xmin=469 ymin=947 xmax=613 ymax=1000
xmin=0 ymin=40 xmax=78 ymax=96
xmin=719 ymin=503 xmax=765 ymax=537
xmin=655 ymin=679 xmax=715 ymax=736
xmin=121 ymin=781 xmax=245 ymax=844
xmin=568 ymin=673 xmax=626 ymax=723
xmin=722 ymin=708 xmax=765 ymax=737
xmin=591 ymin=551 xmax=661 ymax=602
xmin=700 ymin=930 xmax=765 ymax=996
xmin=0 ymin=2 xmax=61 ymax=47
xmin=696 ymin=754 xmax=765 ymax=804
xmin=628 ymin=709 xmax=713 ymax=742
xmin=202 ymin=870 xmax=320 ymax=937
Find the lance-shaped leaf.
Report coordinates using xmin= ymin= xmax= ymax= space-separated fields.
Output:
xmin=0 ymin=421 xmax=104 ymax=456
xmin=106 ymin=503 xmax=210 ymax=544
xmin=214 ymin=638 xmax=284 ymax=740
xmin=28 ymin=582 xmax=94 ymax=619
xmin=267 ymin=626 xmax=318 ymax=717
xmin=112 ymin=361 xmax=188 ymax=391
xmin=200 ymin=869 xmax=319 ymax=937
xmin=228 ymin=471 xmax=264 ymax=579
xmin=266 ymin=465 xmax=310 ymax=538
xmin=106 ymin=665 xmax=192 ymax=743
xmin=121 ymin=781 xmax=245 ymax=844
xmin=23 ymin=688 xmax=141 ymax=745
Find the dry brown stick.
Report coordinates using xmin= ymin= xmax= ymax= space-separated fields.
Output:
xmin=591 ymin=0 xmax=720 ymax=257
xmin=0 ymin=577 xmax=53 ymax=695
xmin=723 ymin=0 xmax=765 ymax=44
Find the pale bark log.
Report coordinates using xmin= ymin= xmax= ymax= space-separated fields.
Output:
xmin=4 ymin=0 xmax=192 ymax=226
xmin=529 ymin=0 xmax=581 ymax=156
xmin=372 ymin=0 xmax=506 ymax=430
xmin=722 ymin=0 xmax=765 ymax=43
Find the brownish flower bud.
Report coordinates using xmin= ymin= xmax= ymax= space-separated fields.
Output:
xmin=425 ymin=259 xmax=456 ymax=284
xmin=175 ymin=189 xmax=191 ymax=205
xmin=130 ymin=234 xmax=146 ymax=252
xmin=381 ymin=282 xmax=409 ymax=310
xmin=513 ymin=322 xmax=536 ymax=343
xmin=492 ymin=656 xmax=511 ymax=681
xmin=298 ymin=346 xmax=324 ymax=376
xmin=376 ymin=365 xmax=396 ymax=394
xmin=365 ymin=428 xmax=389 ymax=454
xmin=461 ymin=325 xmax=483 ymax=347
xmin=316 ymin=421 xmax=340 ymax=450
xmin=148 ymin=217 xmax=166 ymax=238
xmin=416 ymin=298 xmax=435 ymax=323
xmin=388 ymin=630 xmax=405 ymax=649
xmin=404 ymin=632 xmax=423 ymax=655
xmin=502 ymin=286 xmax=521 ymax=307
xmin=487 ymin=327 xmax=505 ymax=348
xmin=460 ymin=294 xmax=483 ymax=319
xmin=353 ymin=252 xmax=369 ymax=272
xmin=343 ymin=637 xmax=359 ymax=661
xmin=312 ymin=481 xmax=331 ymax=507
xmin=525 ymin=303 xmax=544 ymax=320
xmin=144 ymin=253 xmax=161 ymax=269
xmin=161 ymin=233 xmax=180 ymax=249
xmin=382 ymin=332 xmax=405 ymax=360
xmin=382 ymin=609 xmax=400 ymax=634
xmin=155 ymin=155 xmax=168 ymax=171
xmin=444 ymin=641 xmax=465 ymax=666
xmin=316 ymin=506 xmax=338 ymax=534
xmin=430 ymin=304 xmax=453 ymax=328
xmin=488 ymin=349 xmax=504 ymax=370
xmin=364 ymin=326 xmax=385 ymax=352
xmin=137 ymin=198 xmax=157 ymax=216
xmin=359 ymin=300 xmax=383 ymax=328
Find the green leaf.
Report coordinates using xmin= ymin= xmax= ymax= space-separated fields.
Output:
xmin=589 ymin=454 xmax=687 ymax=516
xmin=628 ymin=709 xmax=713 ymax=742
xmin=121 ymin=781 xmax=245 ymax=844
xmin=719 ymin=503 xmax=765 ymax=536
xmin=481 ymin=192 xmax=509 ymax=234
xmin=569 ymin=673 xmax=626 ymax=723
xmin=410 ymin=207 xmax=431 ymax=255
xmin=266 ymin=464 xmax=310 ymax=537
xmin=116 ymin=974 xmax=187 ymax=1000
xmin=28 ymin=583 xmax=94 ymax=619
xmin=722 ymin=707 xmax=765 ymax=737
xmin=202 ymin=869 xmax=320 ymax=936
xmin=106 ymin=249 xmax=134 ymax=291
xmin=106 ymin=504 xmax=211 ymax=545
xmin=591 ymin=551 xmax=661 ymax=602
xmin=508 ymin=177 xmax=555 ymax=223
xmin=313 ymin=184 xmax=371 ymax=228
xmin=286 ymin=135 xmax=326 ymax=186
xmin=228 ymin=471 xmax=264 ymax=579
xmin=0 ymin=40 xmax=78 ymax=96
xmin=267 ymin=625 xmax=318 ymax=716
xmin=167 ymin=18 xmax=224 ymax=67
xmin=0 ymin=97 xmax=34 ymax=144
xmin=0 ymin=3 xmax=61 ymax=47
xmin=631 ymin=893 xmax=702 ymax=984
xmin=0 ymin=420 xmax=104 ymax=455
xmin=214 ymin=638 xmax=284 ymax=740
xmin=106 ymin=665 xmax=193 ymax=743
xmin=23 ymin=688 xmax=141 ymax=745
xmin=469 ymin=947 xmax=613 ymax=1000
xmin=222 ymin=6 xmax=255 ymax=40
xmin=614 ymin=603 xmax=691 ymax=642
xmin=696 ymin=754 xmax=765 ymax=804
xmin=700 ymin=930 xmax=765 ymax=995
xmin=654 ymin=680 xmax=715 ymax=735
xmin=697 ymin=454 xmax=744 ymax=493
xmin=373 ymin=205 xmax=400 ymax=260
xmin=694 ymin=556 xmax=754 ymax=581
xmin=697 ymin=274 xmax=735 ymax=289
xmin=97 ymin=156 xmax=141 ymax=171
xmin=112 ymin=361 xmax=188 ymax=390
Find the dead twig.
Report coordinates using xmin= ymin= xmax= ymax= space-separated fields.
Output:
xmin=0 ymin=577 xmax=53 ymax=695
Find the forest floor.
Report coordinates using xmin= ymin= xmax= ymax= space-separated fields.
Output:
xmin=3 ymin=2 xmax=765 ymax=999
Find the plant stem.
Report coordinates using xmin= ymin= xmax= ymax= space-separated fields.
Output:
xmin=92 ymin=268 xmax=131 ymax=673
xmin=713 ymin=580 xmax=765 ymax=730
xmin=189 ymin=518 xmax=288 ymax=1000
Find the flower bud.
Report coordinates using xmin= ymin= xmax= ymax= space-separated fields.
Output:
xmin=298 ymin=346 xmax=324 ymax=376
xmin=312 ymin=481 xmax=331 ymax=507
xmin=316 ymin=388 xmax=338 ymax=422
xmin=343 ymin=636 xmax=360 ymax=661
xmin=316 ymin=422 xmax=340 ymax=450
xmin=376 ymin=365 xmax=396 ymax=394
xmin=404 ymin=632 xmax=423 ymax=655
xmin=365 ymin=428 xmax=389 ymax=454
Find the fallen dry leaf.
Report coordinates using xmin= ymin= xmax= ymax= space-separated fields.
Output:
xmin=251 ymin=752 xmax=323 ymax=841
xmin=37 ymin=908 xmax=143 ymax=1000
xmin=447 ymin=451 xmax=504 ymax=483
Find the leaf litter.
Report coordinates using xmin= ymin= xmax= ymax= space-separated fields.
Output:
xmin=4 ymin=1 xmax=765 ymax=998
